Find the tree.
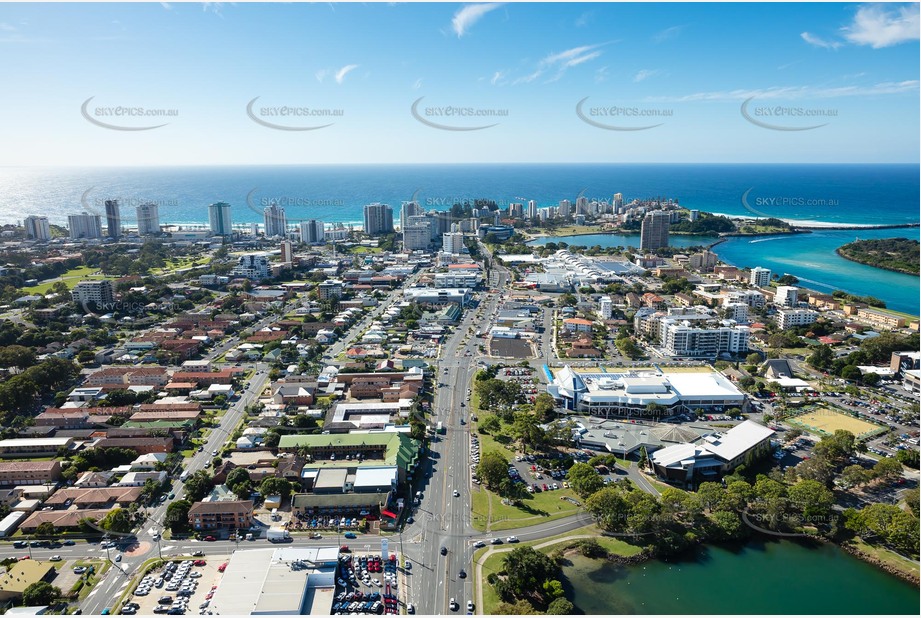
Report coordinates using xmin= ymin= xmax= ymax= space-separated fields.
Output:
xmin=566 ymin=463 xmax=604 ymax=498
xmin=745 ymin=352 xmax=762 ymax=365
xmin=476 ymin=451 xmax=510 ymax=490
xmin=709 ymin=510 xmax=745 ymax=541
xmin=509 ymin=413 xmax=547 ymax=454
xmin=501 ymin=546 xmax=558 ymax=596
xmin=542 ymin=579 xmax=565 ymax=600
xmin=22 ymin=581 xmax=61 ymax=606
xmin=478 ymin=415 xmax=502 ymax=434
xmin=788 ymin=479 xmax=835 ymax=521
xmin=183 ymin=470 xmax=214 ymax=502
xmin=896 ymin=449 xmax=919 ymax=469
xmin=260 ymin=477 xmax=294 ymax=499
xmin=99 ymin=507 xmax=134 ymax=534
xmin=547 ymin=598 xmax=575 ymax=615
xmin=166 ymin=500 xmax=191 ymax=533
xmin=806 ymin=345 xmax=833 ymax=370
xmin=226 ymin=467 xmax=251 ymax=489
xmin=532 ymin=393 xmax=556 ymax=422
xmin=872 ymin=457 xmax=904 ymax=482
xmin=584 ymin=487 xmax=631 ymax=533
xmin=841 ymin=465 xmax=874 ymax=488
xmin=34 ymin=522 xmax=57 ymax=538
xmin=292 ymin=414 xmax=317 ymax=429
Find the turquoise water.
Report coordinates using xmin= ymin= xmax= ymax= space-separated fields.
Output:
xmin=531 ymin=228 xmax=920 ymax=315
xmin=562 ymin=539 xmax=919 ymax=615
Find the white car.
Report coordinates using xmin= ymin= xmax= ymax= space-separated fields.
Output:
xmin=453 ymin=490 xmax=460 ymax=497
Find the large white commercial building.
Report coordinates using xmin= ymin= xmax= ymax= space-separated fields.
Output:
xmin=548 ymin=366 xmax=748 ymax=419
xmin=651 ymin=420 xmax=774 ymax=486
xmin=402 ymin=221 xmax=432 ymax=251
xmin=208 ymin=546 xmax=338 ymax=615
xmin=23 ymin=216 xmax=51 ymax=241
xmin=724 ymin=289 xmax=766 ymax=309
xmin=403 ymin=288 xmax=470 ymax=306
xmin=67 ymin=213 xmax=103 ymax=240
xmin=434 ymin=271 xmax=481 ymax=288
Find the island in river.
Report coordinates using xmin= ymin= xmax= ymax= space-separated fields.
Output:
xmin=835 ymin=237 xmax=920 ymax=276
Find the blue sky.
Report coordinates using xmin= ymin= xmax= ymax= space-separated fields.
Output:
xmin=0 ymin=2 xmax=918 ymax=165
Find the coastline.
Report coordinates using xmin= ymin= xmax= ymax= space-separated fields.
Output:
xmin=835 ymin=247 xmax=920 ymax=277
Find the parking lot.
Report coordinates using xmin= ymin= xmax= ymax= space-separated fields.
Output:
xmin=332 ymin=552 xmax=402 ymax=615
xmin=488 ymin=338 xmax=533 ymax=359
xmin=121 ymin=556 xmax=228 ymax=615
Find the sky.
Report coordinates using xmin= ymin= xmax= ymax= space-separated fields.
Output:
xmin=0 ymin=1 xmax=918 ymax=165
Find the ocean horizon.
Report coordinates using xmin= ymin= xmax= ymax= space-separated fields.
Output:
xmin=0 ymin=163 xmax=918 ymax=228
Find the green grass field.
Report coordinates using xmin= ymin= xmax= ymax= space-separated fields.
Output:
xmin=472 ymin=485 xmax=583 ymax=532
xmin=22 ymin=266 xmax=112 ymax=294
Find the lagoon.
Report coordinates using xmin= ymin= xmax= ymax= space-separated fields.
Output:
xmin=562 ymin=538 xmax=919 ymax=615
xmin=530 ymin=228 xmax=920 ymax=315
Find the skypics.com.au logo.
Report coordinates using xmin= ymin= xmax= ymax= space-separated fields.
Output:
xmin=576 ymin=97 xmax=672 ymax=131
xmin=246 ymin=97 xmax=343 ymax=131
xmin=411 ymin=97 xmax=507 ymax=131
xmin=81 ymin=97 xmax=178 ymax=131
xmin=740 ymin=97 xmax=836 ymax=131
xmin=741 ymin=187 xmax=840 ymax=218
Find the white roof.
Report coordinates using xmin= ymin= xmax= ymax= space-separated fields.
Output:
xmin=702 ymin=420 xmax=775 ymax=461
xmin=665 ymin=372 xmax=745 ymax=399
xmin=353 ymin=466 xmax=398 ymax=488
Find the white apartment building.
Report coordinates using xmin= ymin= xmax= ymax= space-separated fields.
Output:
xmin=774 ymin=286 xmax=799 ymax=307
xmin=434 ymin=272 xmax=481 ymax=288
xmin=750 ymin=267 xmax=772 ymax=287
xmin=442 ymin=232 xmax=465 ymax=255
xmin=776 ymin=309 xmax=818 ymax=330
xmin=661 ymin=320 xmax=750 ymax=358
xmin=724 ymin=289 xmax=766 ymax=309
xmin=72 ymin=280 xmax=115 ymax=308
xmin=724 ymin=302 xmax=749 ymax=324
xmin=24 ymin=216 xmax=51 ymax=241
xmin=232 ymin=253 xmax=270 ymax=279
xmin=68 ymin=213 xmax=103 ymax=240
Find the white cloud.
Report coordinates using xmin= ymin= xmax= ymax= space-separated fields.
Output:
xmin=160 ymin=2 xmax=172 ymax=10
xmin=511 ymin=69 xmax=543 ymax=85
xmin=490 ymin=70 xmax=507 ymax=86
xmin=413 ymin=78 xmax=423 ymax=90
xmin=335 ymin=64 xmax=359 ymax=84
xmin=652 ymin=25 xmax=685 ymax=43
xmin=575 ymin=11 xmax=592 ymax=28
xmin=315 ymin=69 xmax=328 ymax=83
xmin=594 ymin=66 xmax=609 ymax=84
xmin=633 ymin=69 xmax=662 ymax=82
xmin=842 ymin=3 xmax=920 ymax=48
xmin=451 ymin=3 xmax=503 ymax=37
xmin=800 ymin=31 xmax=842 ymax=50
xmin=653 ymin=81 xmax=919 ymax=102
xmin=0 ymin=23 xmax=16 ymax=31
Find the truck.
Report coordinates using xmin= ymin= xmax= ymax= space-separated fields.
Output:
xmin=178 ymin=470 xmax=189 ymax=482
xmin=266 ymin=527 xmax=291 ymax=543
xmin=436 ymin=421 xmax=444 ymax=435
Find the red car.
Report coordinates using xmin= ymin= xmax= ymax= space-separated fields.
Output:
xmin=203 ymin=536 xmax=216 ymax=542
xmin=19 ymin=555 xmax=30 ymax=561
xmin=340 ymin=545 xmax=350 ymax=552
xmin=218 ymin=562 xmax=228 ymax=572
xmin=193 ymin=560 xmax=206 ymax=566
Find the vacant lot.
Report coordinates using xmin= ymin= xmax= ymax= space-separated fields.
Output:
xmin=489 ymin=338 xmax=532 ymax=358
xmin=789 ymin=409 xmax=883 ymax=439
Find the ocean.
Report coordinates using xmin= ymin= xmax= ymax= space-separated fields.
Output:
xmin=0 ymin=164 xmax=917 ymax=227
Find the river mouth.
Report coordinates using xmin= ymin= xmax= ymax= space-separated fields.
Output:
xmin=559 ymin=537 xmax=919 ymax=615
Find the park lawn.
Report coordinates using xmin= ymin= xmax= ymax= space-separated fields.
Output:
xmin=542 ymin=225 xmax=603 ymax=237
xmin=151 ymin=256 xmax=212 ymax=274
xmin=472 ymin=485 xmax=583 ymax=532
xmin=847 ymin=537 xmax=919 ymax=581
xmin=22 ymin=266 xmax=111 ymax=294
